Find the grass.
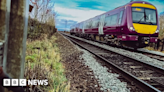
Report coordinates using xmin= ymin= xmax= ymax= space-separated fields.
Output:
xmin=25 ymin=34 xmax=70 ymax=92
xmin=145 ymin=46 xmax=156 ymax=51
xmin=145 ymin=46 xmax=164 ymax=53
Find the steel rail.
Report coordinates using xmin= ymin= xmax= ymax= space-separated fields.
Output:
xmin=94 ymin=38 xmax=164 ymax=62
xmin=67 ymin=32 xmax=164 ymax=62
xmin=98 ymin=39 xmax=164 ymax=62
xmin=136 ymin=49 xmax=164 ymax=62
xmin=61 ymin=32 xmax=161 ymax=92
xmin=62 ymin=33 xmax=164 ymax=75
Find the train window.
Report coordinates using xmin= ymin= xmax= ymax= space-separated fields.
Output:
xmin=84 ymin=22 xmax=88 ymax=29
xmin=82 ymin=23 xmax=83 ymax=29
xmin=96 ymin=19 xmax=100 ymax=27
xmin=90 ymin=21 xmax=93 ymax=28
xmin=96 ymin=21 xmax=100 ymax=27
xmin=119 ymin=10 xmax=124 ymax=25
xmin=95 ymin=22 xmax=99 ymax=28
xmin=104 ymin=16 xmax=112 ymax=26
xmin=92 ymin=19 xmax=100 ymax=28
xmin=132 ymin=7 xmax=157 ymax=25
xmin=85 ymin=21 xmax=91 ymax=29
xmin=80 ymin=23 xmax=83 ymax=29
xmin=111 ymin=14 xmax=118 ymax=25
xmin=145 ymin=9 xmax=156 ymax=25
xmin=87 ymin=21 xmax=93 ymax=29
xmin=104 ymin=14 xmax=118 ymax=26
xmin=92 ymin=20 xmax=96 ymax=28
xmin=86 ymin=22 xmax=89 ymax=29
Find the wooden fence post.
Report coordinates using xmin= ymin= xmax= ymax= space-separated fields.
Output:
xmin=2 ymin=0 xmax=29 ymax=91
xmin=0 ymin=0 xmax=6 ymax=40
xmin=0 ymin=0 xmax=29 ymax=91
xmin=0 ymin=0 xmax=7 ymax=91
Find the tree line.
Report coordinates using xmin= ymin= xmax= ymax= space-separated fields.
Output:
xmin=28 ymin=0 xmax=57 ymax=40
xmin=152 ymin=13 xmax=164 ymax=51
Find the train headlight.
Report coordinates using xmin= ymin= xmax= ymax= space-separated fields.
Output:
xmin=130 ymin=27 xmax=135 ymax=31
xmin=155 ymin=30 xmax=159 ymax=33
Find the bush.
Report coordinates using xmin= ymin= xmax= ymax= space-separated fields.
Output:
xmin=27 ymin=19 xmax=57 ymax=40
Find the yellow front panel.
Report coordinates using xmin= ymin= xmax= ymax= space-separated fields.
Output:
xmin=132 ymin=3 xmax=156 ymax=9
xmin=133 ymin=23 xmax=157 ymax=34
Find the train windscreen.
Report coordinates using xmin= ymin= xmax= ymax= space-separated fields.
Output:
xmin=132 ymin=7 xmax=157 ymax=25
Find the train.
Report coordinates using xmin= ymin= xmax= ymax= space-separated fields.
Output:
xmin=70 ymin=1 xmax=159 ymax=48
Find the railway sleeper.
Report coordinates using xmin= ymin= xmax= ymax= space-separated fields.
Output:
xmin=123 ymin=62 xmax=134 ymax=65
xmin=138 ymin=77 xmax=164 ymax=90
xmin=138 ymin=77 xmax=152 ymax=80
xmin=129 ymin=66 xmax=143 ymax=69
xmin=148 ymin=80 xmax=164 ymax=91
xmin=96 ymin=53 xmax=109 ymax=55
xmin=133 ymin=70 xmax=154 ymax=73
xmin=151 ymin=77 xmax=164 ymax=87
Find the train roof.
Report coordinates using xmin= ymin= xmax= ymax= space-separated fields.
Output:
xmin=94 ymin=1 xmax=156 ymax=19
xmin=72 ymin=1 xmax=156 ymax=27
xmin=127 ymin=1 xmax=155 ymax=7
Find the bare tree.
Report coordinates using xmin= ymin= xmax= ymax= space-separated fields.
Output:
xmin=28 ymin=0 xmax=57 ymax=40
xmin=29 ymin=0 xmax=56 ymax=24
xmin=159 ymin=14 xmax=164 ymax=39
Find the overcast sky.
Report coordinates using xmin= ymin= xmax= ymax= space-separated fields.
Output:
xmin=53 ymin=0 xmax=164 ymax=31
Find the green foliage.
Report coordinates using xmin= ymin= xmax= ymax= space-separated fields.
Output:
xmin=26 ymin=56 xmax=36 ymax=63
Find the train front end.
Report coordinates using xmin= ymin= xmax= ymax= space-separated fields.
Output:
xmin=126 ymin=1 xmax=159 ymax=48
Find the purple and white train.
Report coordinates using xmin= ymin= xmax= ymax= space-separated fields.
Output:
xmin=70 ymin=1 xmax=159 ymax=48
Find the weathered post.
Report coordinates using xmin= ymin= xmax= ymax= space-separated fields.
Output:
xmin=2 ymin=0 xmax=29 ymax=90
xmin=0 ymin=0 xmax=6 ymax=40
xmin=0 ymin=0 xmax=7 ymax=91
xmin=161 ymin=39 xmax=164 ymax=51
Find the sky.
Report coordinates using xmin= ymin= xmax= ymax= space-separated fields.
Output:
xmin=53 ymin=0 xmax=164 ymax=31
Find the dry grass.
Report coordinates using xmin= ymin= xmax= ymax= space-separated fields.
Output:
xmin=25 ymin=34 xmax=70 ymax=92
xmin=145 ymin=46 xmax=156 ymax=51
xmin=145 ymin=46 xmax=164 ymax=53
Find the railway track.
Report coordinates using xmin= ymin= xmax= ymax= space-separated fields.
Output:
xmin=101 ymin=41 xmax=164 ymax=62
xmin=61 ymin=32 xmax=164 ymax=92
xmin=93 ymin=39 xmax=164 ymax=62
xmin=137 ymin=49 xmax=164 ymax=62
xmin=64 ymin=32 xmax=164 ymax=62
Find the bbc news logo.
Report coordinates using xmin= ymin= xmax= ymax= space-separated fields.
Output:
xmin=3 ymin=79 xmax=48 ymax=86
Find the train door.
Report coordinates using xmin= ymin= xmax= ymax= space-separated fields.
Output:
xmin=99 ymin=14 xmax=105 ymax=35
xmin=118 ymin=10 xmax=124 ymax=33
xmin=88 ymin=20 xmax=92 ymax=34
xmin=91 ymin=18 xmax=99 ymax=34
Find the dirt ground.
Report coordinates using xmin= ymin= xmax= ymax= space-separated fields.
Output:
xmin=54 ymin=32 xmax=103 ymax=92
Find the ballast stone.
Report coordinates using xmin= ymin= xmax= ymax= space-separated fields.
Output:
xmin=79 ymin=48 xmax=130 ymax=92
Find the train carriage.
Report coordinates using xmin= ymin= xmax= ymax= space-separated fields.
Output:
xmin=70 ymin=1 xmax=159 ymax=48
